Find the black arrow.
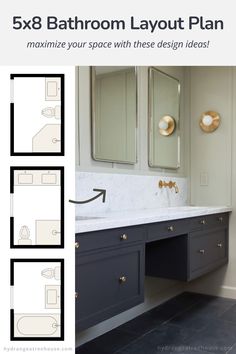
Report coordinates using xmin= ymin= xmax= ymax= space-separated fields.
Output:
xmin=69 ymin=189 xmax=106 ymax=204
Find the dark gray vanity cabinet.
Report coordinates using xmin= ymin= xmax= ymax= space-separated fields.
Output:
xmin=189 ymin=227 xmax=228 ymax=279
xmin=75 ymin=226 xmax=145 ymax=331
xmin=76 ymin=212 xmax=229 ymax=331
xmin=146 ymin=212 xmax=229 ymax=281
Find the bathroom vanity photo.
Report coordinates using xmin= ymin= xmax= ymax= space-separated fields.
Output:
xmin=75 ymin=66 xmax=236 ymax=354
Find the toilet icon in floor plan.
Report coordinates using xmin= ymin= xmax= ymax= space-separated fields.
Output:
xmin=41 ymin=106 xmax=61 ymax=119
xmin=18 ymin=226 xmax=32 ymax=245
xmin=41 ymin=266 xmax=61 ymax=280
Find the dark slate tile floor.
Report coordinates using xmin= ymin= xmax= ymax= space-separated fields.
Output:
xmin=76 ymin=292 xmax=236 ymax=354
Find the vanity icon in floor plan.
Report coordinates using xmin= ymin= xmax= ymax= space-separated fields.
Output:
xmin=10 ymin=259 xmax=64 ymax=340
xmin=10 ymin=74 xmax=64 ymax=155
xmin=10 ymin=167 xmax=64 ymax=248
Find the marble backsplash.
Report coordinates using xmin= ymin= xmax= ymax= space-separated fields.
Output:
xmin=75 ymin=172 xmax=188 ymax=216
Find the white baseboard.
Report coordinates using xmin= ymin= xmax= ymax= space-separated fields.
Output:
xmin=187 ymin=285 xmax=236 ymax=299
xmin=219 ymin=286 xmax=236 ymax=299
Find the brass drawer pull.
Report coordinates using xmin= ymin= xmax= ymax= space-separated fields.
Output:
xmin=120 ymin=234 xmax=128 ymax=241
xmin=199 ymin=249 xmax=205 ymax=254
xmin=75 ymin=242 xmax=80 ymax=249
xmin=217 ymin=243 xmax=223 ymax=248
xmin=200 ymin=219 xmax=206 ymax=225
xmin=119 ymin=276 xmax=127 ymax=283
xmin=218 ymin=217 xmax=223 ymax=223
xmin=168 ymin=226 xmax=174 ymax=232
xmin=75 ymin=292 xmax=79 ymax=299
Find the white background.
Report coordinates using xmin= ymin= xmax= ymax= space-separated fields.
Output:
xmin=0 ymin=0 xmax=235 ymax=65
xmin=0 ymin=0 xmax=236 ymax=351
xmin=0 ymin=66 xmax=75 ymax=351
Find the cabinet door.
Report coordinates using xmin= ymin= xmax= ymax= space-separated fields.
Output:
xmin=76 ymin=244 xmax=144 ymax=331
xmin=189 ymin=228 xmax=228 ymax=280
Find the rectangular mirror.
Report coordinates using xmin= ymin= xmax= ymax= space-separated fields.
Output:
xmin=91 ymin=66 xmax=137 ymax=164
xmin=148 ymin=67 xmax=180 ymax=169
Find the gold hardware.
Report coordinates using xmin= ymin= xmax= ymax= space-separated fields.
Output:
xmin=159 ymin=115 xmax=176 ymax=136
xmin=217 ymin=243 xmax=223 ymax=248
xmin=200 ymin=219 xmax=206 ymax=225
xmin=168 ymin=226 xmax=174 ymax=232
xmin=75 ymin=242 xmax=80 ymax=249
xmin=199 ymin=249 xmax=205 ymax=254
xmin=199 ymin=111 xmax=220 ymax=133
xmin=75 ymin=292 xmax=79 ymax=299
xmin=120 ymin=234 xmax=128 ymax=241
xmin=158 ymin=180 xmax=179 ymax=193
xmin=218 ymin=216 xmax=223 ymax=223
xmin=119 ymin=276 xmax=127 ymax=283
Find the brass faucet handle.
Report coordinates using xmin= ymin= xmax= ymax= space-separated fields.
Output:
xmin=170 ymin=180 xmax=179 ymax=193
xmin=174 ymin=183 xmax=179 ymax=193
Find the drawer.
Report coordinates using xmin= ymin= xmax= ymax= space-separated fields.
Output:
xmin=207 ymin=213 xmax=229 ymax=229
xmin=189 ymin=228 xmax=228 ymax=279
xmin=189 ymin=213 xmax=229 ymax=231
xmin=76 ymin=225 xmax=145 ymax=253
xmin=76 ymin=244 xmax=144 ymax=331
xmin=147 ymin=219 xmax=189 ymax=242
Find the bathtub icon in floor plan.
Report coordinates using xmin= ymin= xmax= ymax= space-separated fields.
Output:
xmin=15 ymin=314 xmax=60 ymax=337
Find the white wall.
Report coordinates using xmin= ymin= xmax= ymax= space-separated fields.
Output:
xmin=189 ymin=67 xmax=232 ymax=206
xmin=187 ymin=67 xmax=236 ymax=299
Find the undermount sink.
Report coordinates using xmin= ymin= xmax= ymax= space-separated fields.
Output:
xmin=76 ymin=216 xmax=105 ymax=221
xmin=172 ymin=206 xmax=206 ymax=211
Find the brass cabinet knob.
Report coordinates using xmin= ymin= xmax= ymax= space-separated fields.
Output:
xmin=200 ymin=219 xmax=206 ymax=225
xmin=75 ymin=292 xmax=79 ymax=299
xmin=168 ymin=226 xmax=174 ymax=232
xmin=199 ymin=249 xmax=205 ymax=254
xmin=120 ymin=234 xmax=128 ymax=241
xmin=75 ymin=242 xmax=80 ymax=249
xmin=218 ymin=216 xmax=223 ymax=223
xmin=119 ymin=276 xmax=127 ymax=283
xmin=217 ymin=243 xmax=223 ymax=248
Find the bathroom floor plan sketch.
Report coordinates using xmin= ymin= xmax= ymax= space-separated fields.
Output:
xmin=10 ymin=167 xmax=64 ymax=248
xmin=10 ymin=74 xmax=64 ymax=155
xmin=10 ymin=259 xmax=64 ymax=340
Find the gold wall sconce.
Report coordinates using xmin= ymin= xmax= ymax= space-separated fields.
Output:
xmin=158 ymin=115 xmax=176 ymax=136
xmin=199 ymin=111 xmax=220 ymax=133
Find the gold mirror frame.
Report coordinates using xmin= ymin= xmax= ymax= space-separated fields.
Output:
xmin=148 ymin=67 xmax=181 ymax=169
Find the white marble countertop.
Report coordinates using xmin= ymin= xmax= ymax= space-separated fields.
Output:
xmin=75 ymin=206 xmax=232 ymax=234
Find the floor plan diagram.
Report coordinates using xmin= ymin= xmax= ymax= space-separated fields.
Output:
xmin=10 ymin=167 xmax=64 ymax=248
xmin=10 ymin=259 xmax=64 ymax=340
xmin=10 ymin=74 xmax=64 ymax=155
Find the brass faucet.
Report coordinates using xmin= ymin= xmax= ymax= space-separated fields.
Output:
xmin=159 ymin=180 xmax=179 ymax=193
